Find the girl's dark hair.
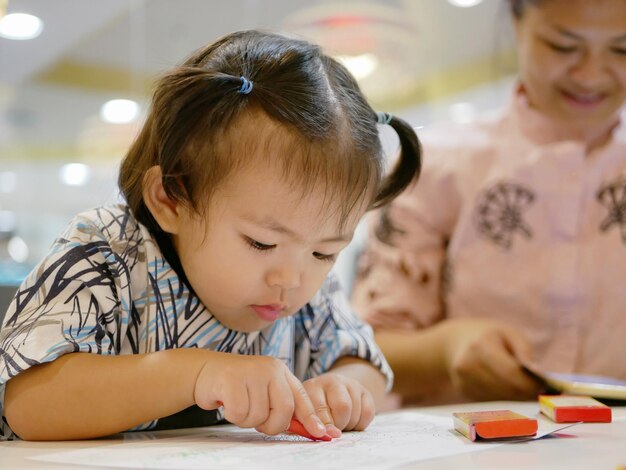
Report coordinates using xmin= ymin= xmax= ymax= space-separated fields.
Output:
xmin=509 ymin=0 xmax=541 ymax=18
xmin=118 ymin=30 xmax=421 ymax=233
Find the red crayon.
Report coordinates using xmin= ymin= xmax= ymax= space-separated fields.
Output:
xmin=287 ymin=418 xmax=333 ymax=441
xmin=217 ymin=401 xmax=333 ymax=441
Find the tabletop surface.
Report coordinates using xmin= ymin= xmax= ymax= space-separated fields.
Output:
xmin=2 ymin=400 xmax=625 ymax=469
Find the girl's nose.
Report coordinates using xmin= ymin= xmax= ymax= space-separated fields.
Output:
xmin=265 ymin=264 xmax=301 ymax=290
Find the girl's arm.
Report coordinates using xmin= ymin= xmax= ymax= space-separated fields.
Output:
xmin=4 ymin=348 xmax=328 ymax=441
xmin=4 ymin=349 xmax=207 ymax=440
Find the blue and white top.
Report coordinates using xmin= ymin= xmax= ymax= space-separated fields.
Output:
xmin=0 ymin=205 xmax=392 ymax=440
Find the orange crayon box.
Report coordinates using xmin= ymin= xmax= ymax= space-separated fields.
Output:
xmin=453 ymin=410 xmax=538 ymax=441
xmin=539 ymin=395 xmax=612 ymax=423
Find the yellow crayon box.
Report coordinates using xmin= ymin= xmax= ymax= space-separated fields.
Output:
xmin=539 ymin=395 xmax=612 ymax=423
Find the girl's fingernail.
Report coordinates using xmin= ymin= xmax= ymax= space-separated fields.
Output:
xmin=326 ymin=424 xmax=342 ymax=438
xmin=314 ymin=418 xmax=327 ymax=433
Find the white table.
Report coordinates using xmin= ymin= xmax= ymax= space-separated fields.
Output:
xmin=2 ymin=401 xmax=625 ymax=469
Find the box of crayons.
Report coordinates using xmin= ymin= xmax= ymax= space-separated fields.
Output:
xmin=539 ymin=395 xmax=612 ymax=423
xmin=453 ymin=410 xmax=538 ymax=441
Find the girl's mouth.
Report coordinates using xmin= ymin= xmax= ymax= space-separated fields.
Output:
xmin=250 ymin=304 xmax=286 ymax=322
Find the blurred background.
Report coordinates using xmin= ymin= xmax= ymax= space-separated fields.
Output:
xmin=0 ymin=0 xmax=519 ymax=313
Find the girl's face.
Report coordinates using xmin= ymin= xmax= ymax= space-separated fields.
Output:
xmin=172 ymin=160 xmax=362 ymax=333
xmin=515 ymin=0 xmax=626 ymax=133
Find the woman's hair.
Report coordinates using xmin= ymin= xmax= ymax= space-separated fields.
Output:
xmin=118 ymin=30 xmax=421 ymax=233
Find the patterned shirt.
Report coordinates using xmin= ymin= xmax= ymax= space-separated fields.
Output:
xmin=353 ymin=88 xmax=626 ymax=397
xmin=0 ymin=204 xmax=392 ymax=440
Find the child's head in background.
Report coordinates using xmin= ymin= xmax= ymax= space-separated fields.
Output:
xmin=118 ymin=30 xmax=421 ymax=332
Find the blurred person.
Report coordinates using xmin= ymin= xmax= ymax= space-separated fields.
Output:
xmin=353 ymin=0 xmax=626 ymax=405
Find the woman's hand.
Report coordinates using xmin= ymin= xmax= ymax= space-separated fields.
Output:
xmin=443 ymin=318 xmax=542 ymax=401
xmin=193 ymin=353 xmax=328 ymax=438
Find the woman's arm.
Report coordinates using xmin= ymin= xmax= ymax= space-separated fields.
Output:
xmin=372 ymin=323 xmax=450 ymax=402
xmin=374 ymin=318 xmax=542 ymax=403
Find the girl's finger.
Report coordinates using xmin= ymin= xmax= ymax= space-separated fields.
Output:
xmin=353 ymin=390 xmax=376 ymax=431
xmin=344 ymin=383 xmax=362 ymax=431
xmin=220 ymin=383 xmax=251 ymax=426
xmin=238 ymin=382 xmax=270 ymax=429
xmin=255 ymin=376 xmax=294 ymax=435
xmin=326 ymin=382 xmax=353 ymax=430
xmin=286 ymin=372 xmax=328 ymax=438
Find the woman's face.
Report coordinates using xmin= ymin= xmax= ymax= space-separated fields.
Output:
xmin=515 ymin=0 xmax=626 ymax=132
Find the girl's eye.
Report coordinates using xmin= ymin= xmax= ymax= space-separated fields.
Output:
xmin=246 ymin=237 xmax=276 ymax=252
xmin=313 ymin=252 xmax=336 ymax=263
xmin=611 ymin=47 xmax=626 ymax=56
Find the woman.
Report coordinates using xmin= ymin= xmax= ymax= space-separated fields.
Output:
xmin=352 ymin=0 xmax=626 ymax=405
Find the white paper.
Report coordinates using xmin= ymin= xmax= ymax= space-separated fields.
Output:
xmin=31 ymin=411 xmax=501 ymax=469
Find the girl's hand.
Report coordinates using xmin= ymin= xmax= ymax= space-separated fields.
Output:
xmin=193 ymin=353 xmax=327 ymax=438
xmin=444 ymin=318 xmax=542 ymax=401
xmin=303 ymin=373 xmax=376 ymax=436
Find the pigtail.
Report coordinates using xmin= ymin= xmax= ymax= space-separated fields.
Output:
xmin=370 ymin=114 xmax=422 ymax=209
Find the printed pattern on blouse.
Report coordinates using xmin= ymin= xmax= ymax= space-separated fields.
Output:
xmin=474 ymin=181 xmax=535 ymax=249
xmin=597 ymin=177 xmax=626 ymax=243
xmin=0 ymin=204 xmax=391 ymax=440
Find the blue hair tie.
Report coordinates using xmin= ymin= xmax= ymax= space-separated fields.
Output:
xmin=376 ymin=111 xmax=392 ymax=125
xmin=238 ymin=76 xmax=253 ymax=95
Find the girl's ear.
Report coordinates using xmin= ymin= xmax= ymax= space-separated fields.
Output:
xmin=142 ymin=166 xmax=182 ymax=234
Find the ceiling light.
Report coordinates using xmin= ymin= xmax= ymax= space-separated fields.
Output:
xmin=447 ymin=0 xmax=483 ymax=7
xmin=0 ymin=171 xmax=17 ymax=193
xmin=0 ymin=13 xmax=44 ymax=40
xmin=336 ymin=53 xmax=379 ymax=80
xmin=0 ymin=210 xmax=16 ymax=234
xmin=100 ymin=99 xmax=140 ymax=124
xmin=59 ymin=163 xmax=91 ymax=187
xmin=8 ymin=236 xmax=28 ymax=263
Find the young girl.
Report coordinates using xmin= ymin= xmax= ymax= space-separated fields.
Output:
xmin=353 ymin=0 xmax=626 ymax=405
xmin=0 ymin=30 xmax=421 ymax=440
